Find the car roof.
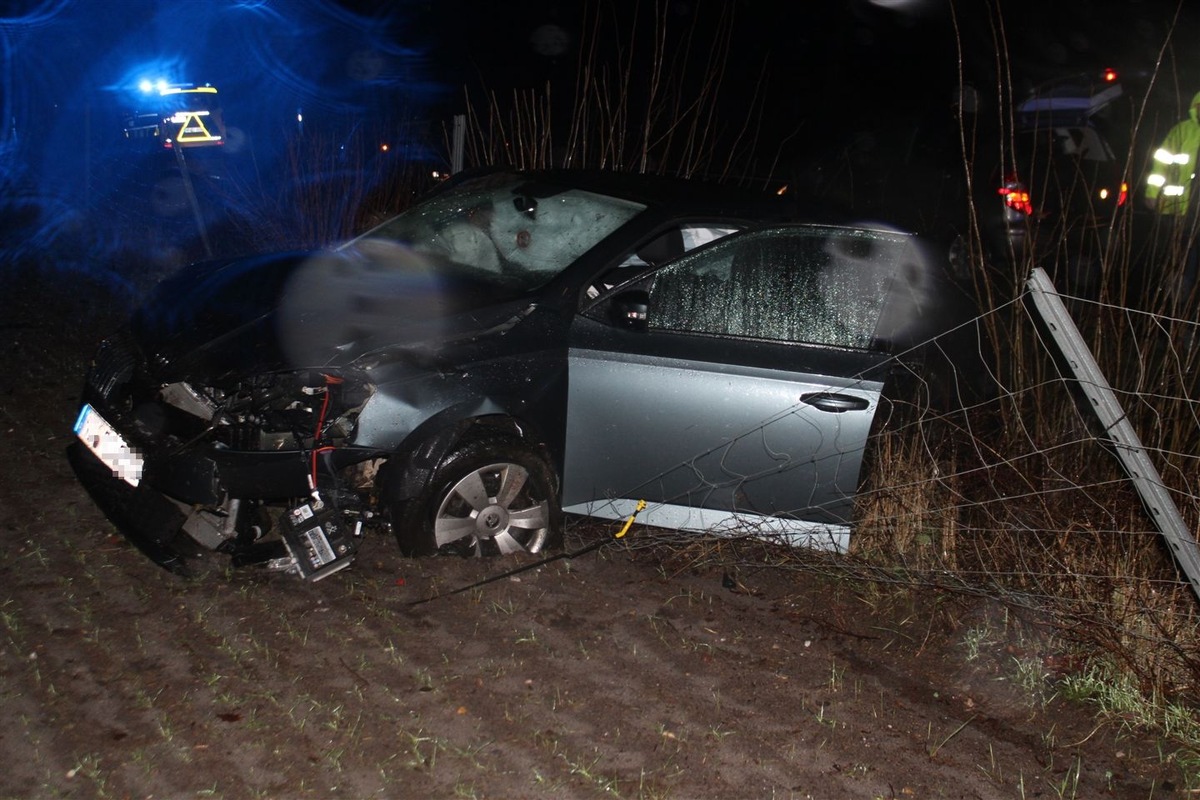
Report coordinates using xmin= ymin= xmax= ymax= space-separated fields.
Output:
xmin=1016 ymin=71 xmax=1125 ymax=129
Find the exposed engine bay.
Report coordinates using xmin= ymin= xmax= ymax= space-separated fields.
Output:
xmin=73 ymin=329 xmax=388 ymax=580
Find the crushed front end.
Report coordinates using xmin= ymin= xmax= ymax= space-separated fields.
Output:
xmin=70 ymin=327 xmax=383 ymax=579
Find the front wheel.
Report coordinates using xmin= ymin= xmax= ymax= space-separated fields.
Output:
xmin=393 ymin=437 xmax=562 ymax=557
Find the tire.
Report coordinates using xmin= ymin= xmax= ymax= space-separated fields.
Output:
xmin=393 ymin=437 xmax=562 ymax=557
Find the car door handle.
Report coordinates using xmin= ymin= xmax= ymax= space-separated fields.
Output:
xmin=801 ymin=392 xmax=870 ymax=413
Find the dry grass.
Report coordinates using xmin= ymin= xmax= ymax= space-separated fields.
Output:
xmin=452 ymin=0 xmax=784 ymax=185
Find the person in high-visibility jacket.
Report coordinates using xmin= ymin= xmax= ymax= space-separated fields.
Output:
xmin=1145 ymin=91 xmax=1200 ymax=215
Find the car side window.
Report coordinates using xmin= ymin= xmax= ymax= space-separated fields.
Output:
xmin=586 ymin=224 xmax=743 ymax=299
xmin=647 ymin=227 xmax=903 ymax=349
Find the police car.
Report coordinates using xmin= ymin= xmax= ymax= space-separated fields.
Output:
xmin=123 ymin=80 xmax=225 ymax=150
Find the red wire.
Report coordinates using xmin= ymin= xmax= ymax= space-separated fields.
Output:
xmin=311 ymin=446 xmax=337 ymax=488
xmin=310 ymin=374 xmax=344 ymax=489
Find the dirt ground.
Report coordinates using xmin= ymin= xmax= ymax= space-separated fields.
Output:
xmin=0 ymin=273 xmax=1192 ymax=799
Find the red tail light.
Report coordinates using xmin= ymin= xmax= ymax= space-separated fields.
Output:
xmin=1099 ymin=182 xmax=1130 ymax=206
xmin=999 ymin=180 xmax=1032 ymax=216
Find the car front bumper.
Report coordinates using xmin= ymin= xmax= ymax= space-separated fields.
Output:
xmin=68 ymin=441 xmax=198 ymax=574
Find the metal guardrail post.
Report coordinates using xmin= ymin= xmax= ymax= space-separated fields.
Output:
xmin=1025 ymin=267 xmax=1200 ymax=603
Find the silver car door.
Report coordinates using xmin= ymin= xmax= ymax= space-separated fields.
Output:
xmin=564 ymin=225 xmax=912 ymax=551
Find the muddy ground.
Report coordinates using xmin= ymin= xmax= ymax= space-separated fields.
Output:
xmin=0 ymin=272 xmax=1192 ymax=799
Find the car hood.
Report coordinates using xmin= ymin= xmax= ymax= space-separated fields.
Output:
xmin=133 ymin=241 xmax=531 ymax=381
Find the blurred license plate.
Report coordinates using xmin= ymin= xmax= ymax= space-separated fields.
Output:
xmin=73 ymin=404 xmax=143 ymax=487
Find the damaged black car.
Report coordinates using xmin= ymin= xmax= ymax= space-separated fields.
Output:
xmin=70 ymin=169 xmax=950 ymax=579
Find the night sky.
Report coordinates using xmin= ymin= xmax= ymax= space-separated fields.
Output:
xmin=5 ymin=1 xmax=1199 ymax=176
xmin=427 ymin=1 xmax=1200 ymax=143
xmin=3 ymin=0 xmax=1200 ymax=270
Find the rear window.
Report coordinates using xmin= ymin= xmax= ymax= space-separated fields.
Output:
xmin=1017 ymin=126 xmax=1116 ymax=165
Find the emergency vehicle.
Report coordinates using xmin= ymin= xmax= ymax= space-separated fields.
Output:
xmin=124 ymin=81 xmax=225 ymax=149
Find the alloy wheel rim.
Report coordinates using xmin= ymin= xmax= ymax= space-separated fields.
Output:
xmin=433 ymin=462 xmax=550 ymax=555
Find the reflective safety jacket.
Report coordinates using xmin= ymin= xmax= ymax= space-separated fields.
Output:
xmin=1146 ymin=91 xmax=1200 ymax=216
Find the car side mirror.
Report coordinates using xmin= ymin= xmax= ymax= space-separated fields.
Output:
xmin=609 ymin=290 xmax=649 ymax=332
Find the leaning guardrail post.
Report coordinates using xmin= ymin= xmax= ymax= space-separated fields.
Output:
xmin=1025 ymin=267 xmax=1200 ymax=604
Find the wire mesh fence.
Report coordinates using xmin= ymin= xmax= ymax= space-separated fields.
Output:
xmin=559 ymin=264 xmax=1200 ymax=706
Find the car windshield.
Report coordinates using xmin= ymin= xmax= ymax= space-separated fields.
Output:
xmin=354 ymin=173 xmax=647 ymax=292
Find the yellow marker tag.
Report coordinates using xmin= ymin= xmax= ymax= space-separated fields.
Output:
xmin=615 ymin=499 xmax=647 ymax=539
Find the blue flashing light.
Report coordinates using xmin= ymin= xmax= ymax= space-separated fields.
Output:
xmin=138 ymin=78 xmax=171 ymax=94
